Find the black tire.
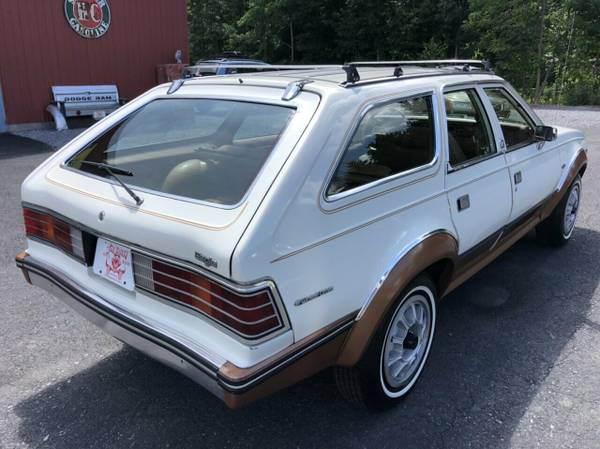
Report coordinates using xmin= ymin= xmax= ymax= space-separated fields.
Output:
xmin=334 ymin=274 xmax=437 ymax=410
xmin=536 ymin=176 xmax=582 ymax=246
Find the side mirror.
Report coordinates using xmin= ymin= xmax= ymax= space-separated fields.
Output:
xmin=535 ymin=125 xmax=557 ymax=142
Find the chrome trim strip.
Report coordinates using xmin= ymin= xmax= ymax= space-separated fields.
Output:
xmin=134 ymin=273 xmax=278 ymax=325
xmin=446 ymin=151 xmax=504 ymax=173
xmin=355 ymin=229 xmax=456 ymax=321
xmin=488 ymin=229 xmax=505 ymax=252
xmin=136 ymin=286 xmax=283 ymax=341
xmin=133 ymin=261 xmax=276 ymax=313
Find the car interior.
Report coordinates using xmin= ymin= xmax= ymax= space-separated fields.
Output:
xmin=68 ymin=99 xmax=292 ymax=205
xmin=327 ymin=97 xmax=435 ymax=195
xmin=445 ymin=90 xmax=495 ymax=167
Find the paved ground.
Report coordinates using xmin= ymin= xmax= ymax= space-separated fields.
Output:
xmin=14 ymin=128 xmax=85 ymax=150
xmin=1 ymin=109 xmax=599 ymax=449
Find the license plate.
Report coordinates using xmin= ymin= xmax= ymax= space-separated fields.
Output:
xmin=93 ymin=238 xmax=135 ymax=291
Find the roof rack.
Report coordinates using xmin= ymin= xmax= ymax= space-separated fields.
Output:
xmin=341 ymin=59 xmax=493 ymax=86
xmin=179 ymin=60 xmax=493 ymax=94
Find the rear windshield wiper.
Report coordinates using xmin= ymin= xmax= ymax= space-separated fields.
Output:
xmin=78 ymin=161 xmax=144 ymax=206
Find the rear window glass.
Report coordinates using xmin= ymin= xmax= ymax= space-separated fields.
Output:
xmin=67 ymin=99 xmax=294 ymax=206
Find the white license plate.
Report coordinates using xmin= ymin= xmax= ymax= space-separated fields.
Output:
xmin=92 ymin=238 xmax=135 ymax=291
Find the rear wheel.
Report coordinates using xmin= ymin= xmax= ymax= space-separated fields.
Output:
xmin=537 ymin=176 xmax=582 ymax=246
xmin=335 ymin=274 xmax=436 ymax=410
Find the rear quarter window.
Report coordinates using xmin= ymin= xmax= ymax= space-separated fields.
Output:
xmin=67 ymin=99 xmax=294 ymax=206
xmin=327 ymin=95 xmax=435 ymax=196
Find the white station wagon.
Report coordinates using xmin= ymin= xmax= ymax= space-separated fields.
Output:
xmin=16 ymin=60 xmax=588 ymax=409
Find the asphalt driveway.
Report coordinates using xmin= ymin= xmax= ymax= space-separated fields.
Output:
xmin=1 ymin=108 xmax=599 ymax=449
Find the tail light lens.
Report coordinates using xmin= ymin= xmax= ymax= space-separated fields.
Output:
xmin=133 ymin=253 xmax=283 ymax=339
xmin=23 ymin=208 xmax=85 ymax=261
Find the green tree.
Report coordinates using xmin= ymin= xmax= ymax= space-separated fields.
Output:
xmin=465 ymin=0 xmax=542 ymax=89
xmin=421 ymin=37 xmax=448 ymax=59
xmin=186 ymin=0 xmax=600 ymax=104
xmin=227 ymin=0 xmax=290 ymax=62
xmin=188 ymin=0 xmax=245 ymax=62
xmin=560 ymin=0 xmax=600 ymax=104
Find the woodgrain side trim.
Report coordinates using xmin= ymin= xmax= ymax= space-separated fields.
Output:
xmin=223 ymin=332 xmax=348 ymax=409
xmin=337 ymin=232 xmax=458 ymax=367
xmin=219 ymin=311 xmax=356 ymax=387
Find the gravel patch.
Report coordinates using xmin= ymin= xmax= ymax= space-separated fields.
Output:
xmin=535 ymin=107 xmax=600 ymax=130
xmin=14 ymin=128 xmax=86 ymax=150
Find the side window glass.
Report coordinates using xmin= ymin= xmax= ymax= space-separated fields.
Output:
xmin=444 ymin=89 xmax=496 ymax=167
xmin=484 ymin=88 xmax=535 ymax=150
xmin=327 ymin=95 xmax=435 ymax=196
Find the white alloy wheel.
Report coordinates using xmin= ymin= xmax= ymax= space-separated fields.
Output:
xmin=562 ymin=180 xmax=581 ymax=239
xmin=379 ymin=286 xmax=436 ymax=398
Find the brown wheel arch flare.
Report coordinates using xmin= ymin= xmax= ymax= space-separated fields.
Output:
xmin=336 ymin=231 xmax=458 ymax=367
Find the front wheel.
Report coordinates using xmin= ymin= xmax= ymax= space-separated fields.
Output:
xmin=537 ymin=176 xmax=582 ymax=246
xmin=334 ymin=274 xmax=437 ymax=410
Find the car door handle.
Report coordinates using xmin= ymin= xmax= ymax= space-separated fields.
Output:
xmin=457 ymin=194 xmax=470 ymax=211
xmin=514 ymin=171 xmax=522 ymax=185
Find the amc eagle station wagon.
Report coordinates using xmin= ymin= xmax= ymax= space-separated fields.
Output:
xmin=16 ymin=60 xmax=588 ymax=410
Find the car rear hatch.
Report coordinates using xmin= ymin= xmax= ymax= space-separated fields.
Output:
xmin=21 ymin=82 xmax=319 ymax=355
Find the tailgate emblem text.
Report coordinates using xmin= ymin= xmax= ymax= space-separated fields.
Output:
xmin=195 ymin=252 xmax=218 ymax=269
xmin=294 ymin=287 xmax=334 ymax=307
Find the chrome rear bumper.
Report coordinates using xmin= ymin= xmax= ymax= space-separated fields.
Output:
xmin=15 ymin=252 xmax=226 ymax=400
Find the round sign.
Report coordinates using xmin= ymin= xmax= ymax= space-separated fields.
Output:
xmin=64 ymin=0 xmax=111 ymax=39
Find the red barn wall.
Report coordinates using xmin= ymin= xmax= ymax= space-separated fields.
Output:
xmin=0 ymin=0 xmax=189 ymax=125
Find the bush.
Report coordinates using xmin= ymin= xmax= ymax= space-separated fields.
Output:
xmin=562 ymin=84 xmax=600 ymax=106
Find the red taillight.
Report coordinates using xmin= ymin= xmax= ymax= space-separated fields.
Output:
xmin=23 ymin=208 xmax=84 ymax=260
xmin=133 ymin=254 xmax=282 ymax=339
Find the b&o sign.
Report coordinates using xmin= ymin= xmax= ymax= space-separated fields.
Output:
xmin=64 ymin=0 xmax=111 ymax=39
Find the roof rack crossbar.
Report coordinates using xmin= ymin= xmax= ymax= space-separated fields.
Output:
xmin=341 ymin=59 xmax=493 ymax=85
xmin=346 ymin=59 xmax=492 ymax=70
